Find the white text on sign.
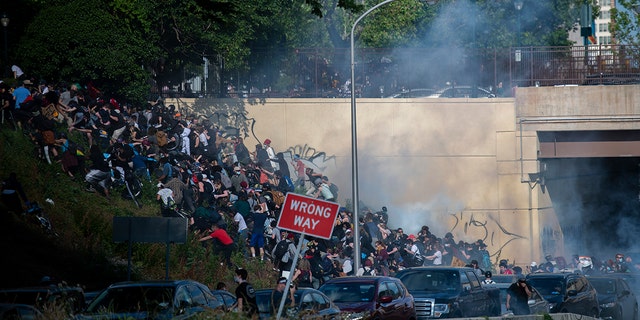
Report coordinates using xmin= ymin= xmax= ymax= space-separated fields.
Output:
xmin=289 ymin=199 xmax=333 ymax=230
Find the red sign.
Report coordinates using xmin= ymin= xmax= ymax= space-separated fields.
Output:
xmin=277 ymin=193 xmax=340 ymax=239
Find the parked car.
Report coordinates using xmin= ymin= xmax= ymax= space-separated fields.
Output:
xmin=601 ymin=271 xmax=640 ymax=297
xmin=431 ymin=86 xmax=496 ymax=98
xmin=319 ymin=276 xmax=416 ymax=320
xmin=587 ymin=276 xmax=638 ymax=320
xmin=395 ymin=267 xmax=500 ymax=318
xmin=482 ymin=275 xmax=550 ymax=315
xmin=74 ymin=280 xmax=227 ymax=319
xmin=526 ymin=272 xmax=599 ymax=317
xmin=254 ymin=287 xmax=341 ymax=320
xmin=0 ymin=303 xmax=43 ymax=319
xmin=386 ymin=89 xmax=436 ymax=98
xmin=209 ymin=290 xmax=236 ymax=311
xmin=0 ymin=285 xmax=86 ymax=315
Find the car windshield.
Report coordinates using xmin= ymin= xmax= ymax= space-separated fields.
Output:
xmin=319 ymin=283 xmax=376 ymax=302
xmin=589 ymin=278 xmax=616 ymax=295
xmin=399 ymin=271 xmax=460 ymax=292
xmin=86 ymin=286 xmax=174 ymax=314
xmin=527 ymin=278 xmax=564 ymax=296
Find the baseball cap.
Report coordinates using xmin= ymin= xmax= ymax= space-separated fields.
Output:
xmin=277 ymin=277 xmax=287 ymax=284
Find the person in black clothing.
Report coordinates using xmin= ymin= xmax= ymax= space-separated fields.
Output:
xmin=271 ymin=277 xmax=296 ymax=316
xmin=85 ymin=144 xmax=111 ymax=198
xmin=255 ymin=144 xmax=271 ymax=171
xmin=108 ymin=138 xmax=134 ymax=184
xmin=1 ymin=172 xmax=29 ymax=213
xmin=506 ymin=276 xmax=532 ymax=315
xmin=232 ymin=268 xmax=257 ymax=317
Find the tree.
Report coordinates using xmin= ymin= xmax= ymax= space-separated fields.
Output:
xmin=611 ymin=0 xmax=640 ymax=45
xmin=17 ymin=0 xmax=158 ymax=102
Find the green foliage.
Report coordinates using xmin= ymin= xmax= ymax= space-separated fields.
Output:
xmin=611 ymin=0 xmax=640 ymax=46
xmin=17 ymin=0 xmax=156 ymax=103
xmin=358 ymin=0 xmax=427 ymax=48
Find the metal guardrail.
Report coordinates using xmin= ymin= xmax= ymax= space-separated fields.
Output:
xmin=159 ymin=45 xmax=640 ymax=99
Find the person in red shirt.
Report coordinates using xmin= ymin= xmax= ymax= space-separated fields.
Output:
xmin=199 ymin=223 xmax=235 ymax=267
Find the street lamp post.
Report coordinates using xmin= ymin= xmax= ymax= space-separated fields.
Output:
xmin=1 ymin=13 xmax=9 ymax=78
xmin=514 ymin=0 xmax=523 ymax=47
xmin=350 ymin=0 xmax=436 ymax=273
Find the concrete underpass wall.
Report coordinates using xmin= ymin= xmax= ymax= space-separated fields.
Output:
xmin=168 ymin=96 xmax=543 ymax=269
xmin=516 ymin=84 xmax=640 ymax=257
xmin=165 ymin=85 xmax=640 ymax=269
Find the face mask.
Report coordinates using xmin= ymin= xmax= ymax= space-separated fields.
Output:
xmin=235 ymin=171 xmax=241 ymax=174
xmin=234 ymin=276 xmax=241 ymax=283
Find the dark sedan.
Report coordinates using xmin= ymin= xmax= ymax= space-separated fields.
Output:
xmin=319 ymin=276 xmax=416 ymax=320
xmin=0 ymin=285 xmax=86 ymax=315
xmin=0 ymin=303 xmax=43 ymax=320
xmin=75 ymin=280 xmax=226 ymax=319
xmin=255 ymin=287 xmax=341 ymax=320
xmin=587 ymin=276 xmax=638 ymax=320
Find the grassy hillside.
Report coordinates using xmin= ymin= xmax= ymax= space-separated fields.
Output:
xmin=0 ymin=128 xmax=276 ymax=291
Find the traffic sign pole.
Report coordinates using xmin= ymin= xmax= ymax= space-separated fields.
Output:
xmin=276 ymin=232 xmax=305 ymax=320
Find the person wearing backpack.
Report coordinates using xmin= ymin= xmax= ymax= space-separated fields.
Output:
xmin=356 ymin=258 xmax=377 ymax=276
xmin=232 ymin=268 xmax=257 ymax=317
xmin=272 ymin=233 xmax=296 ymax=274
xmin=293 ymin=259 xmax=314 ymax=288
xmin=156 ymin=182 xmax=178 ymax=217
xmin=404 ymin=234 xmax=424 ymax=267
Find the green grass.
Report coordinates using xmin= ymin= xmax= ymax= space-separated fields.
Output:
xmin=0 ymin=128 xmax=278 ymax=292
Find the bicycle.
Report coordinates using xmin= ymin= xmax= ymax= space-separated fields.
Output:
xmin=24 ymin=202 xmax=59 ymax=238
xmin=105 ymin=153 xmax=143 ymax=209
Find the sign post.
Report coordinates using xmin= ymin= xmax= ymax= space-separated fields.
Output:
xmin=274 ymin=194 xmax=340 ymax=319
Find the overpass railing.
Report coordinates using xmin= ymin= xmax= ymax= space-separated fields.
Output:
xmin=159 ymin=45 xmax=640 ymax=99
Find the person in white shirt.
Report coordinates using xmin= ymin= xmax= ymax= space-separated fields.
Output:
xmin=425 ymin=242 xmax=443 ymax=265
xmin=178 ymin=121 xmax=191 ymax=155
xmin=11 ymin=65 xmax=24 ymax=80
xmin=263 ymin=139 xmax=279 ymax=170
xmin=226 ymin=207 xmax=248 ymax=257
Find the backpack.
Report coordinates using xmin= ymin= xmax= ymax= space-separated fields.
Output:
xmin=298 ymin=270 xmax=311 ymax=285
xmin=273 ymin=240 xmax=290 ymax=261
xmin=220 ymin=170 xmax=233 ymax=189
xmin=203 ymin=180 xmax=214 ymax=195
xmin=321 ymin=257 xmax=335 ymax=276
xmin=270 ymin=191 xmax=285 ymax=207
xmin=413 ymin=242 xmax=425 ymax=265
xmin=163 ymin=195 xmax=177 ymax=211
xmin=156 ymin=130 xmax=168 ymax=147
xmin=328 ymin=183 xmax=339 ymax=199
xmin=310 ymin=261 xmax=324 ymax=279
xmin=362 ymin=267 xmax=373 ymax=276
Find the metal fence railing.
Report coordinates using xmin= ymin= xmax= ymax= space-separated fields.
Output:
xmin=161 ymin=45 xmax=640 ymax=99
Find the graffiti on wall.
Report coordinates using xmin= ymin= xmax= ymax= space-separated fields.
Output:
xmin=182 ymin=98 xmax=338 ymax=186
xmin=448 ymin=211 xmax=527 ymax=268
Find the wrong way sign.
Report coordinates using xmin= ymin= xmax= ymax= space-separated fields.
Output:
xmin=277 ymin=193 xmax=340 ymax=239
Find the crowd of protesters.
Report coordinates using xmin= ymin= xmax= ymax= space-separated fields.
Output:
xmin=0 ymin=76 xmax=499 ymax=280
xmin=7 ymin=76 xmax=636 ymax=294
